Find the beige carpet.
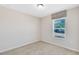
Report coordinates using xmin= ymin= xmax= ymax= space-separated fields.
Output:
xmin=0 ymin=41 xmax=79 ymax=55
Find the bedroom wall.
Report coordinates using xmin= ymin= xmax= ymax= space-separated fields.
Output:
xmin=41 ymin=7 xmax=79 ymax=52
xmin=0 ymin=6 xmax=41 ymax=52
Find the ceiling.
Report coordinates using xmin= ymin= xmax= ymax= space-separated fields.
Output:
xmin=1 ymin=4 xmax=79 ymax=18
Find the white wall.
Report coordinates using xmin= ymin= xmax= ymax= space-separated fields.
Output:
xmin=41 ymin=7 xmax=79 ymax=52
xmin=0 ymin=6 xmax=41 ymax=52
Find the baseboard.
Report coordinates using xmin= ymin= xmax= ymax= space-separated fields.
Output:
xmin=0 ymin=40 xmax=40 ymax=53
xmin=42 ymin=40 xmax=79 ymax=53
xmin=1 ymin=40 xmax=79 ymax=53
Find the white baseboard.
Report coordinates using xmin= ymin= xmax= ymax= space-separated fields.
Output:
xmin=1 ymin=40 xmax=79 ymax=53
xmin=42 ymin=40 xmax=79 ymax=53
xmin=0 ymin=40 xmax=39 ymax=53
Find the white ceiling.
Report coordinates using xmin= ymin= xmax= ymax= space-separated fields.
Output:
xmin=1 ymin=4 xmax=79 ymax=18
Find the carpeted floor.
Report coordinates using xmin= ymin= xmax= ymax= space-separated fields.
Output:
xmin=0 ymin=41 xmax=79 ymax=55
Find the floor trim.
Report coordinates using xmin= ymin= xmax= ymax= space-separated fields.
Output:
xmin=0 ymin=40 xmax=40 ymax=53
xmin=42 ymin=40 xmax=79 ymax=53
